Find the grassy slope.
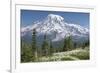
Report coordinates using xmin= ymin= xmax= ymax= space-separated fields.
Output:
xmin=38 ymin=47 xmax=89 ymax=62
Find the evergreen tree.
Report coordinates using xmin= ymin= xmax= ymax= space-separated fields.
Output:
xmin=42 ymin=34 xmax=49 ymax=56
xmin=85 ymin=39 xmax=89 ymax=47
xmin=63 ymin=37 xmax=69 ymax=51
xmin=82 ymin=39 xmax=89 ymax=49
xmin=82 ymin=42 xmax=85 ymax=49
xmin=68 ymin=36 xmax=73 ymax=50
xmin=21 ymin=40 xmax=33 ymax=62
xmin=49 ymin=41 xmax=53 ymax=56
xmin=32 ymin=29 xmax=38 ymax=61
xmin=63 ymin=36 xmax=73 ymax=51
xmin=73 ymin=42 xmax=77 ymax=49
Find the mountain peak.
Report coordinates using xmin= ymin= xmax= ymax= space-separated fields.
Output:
xmin=21 ymin=14 xmax=89 ymax=42
xmin=47 ymin=14 xmax=64 ymax=22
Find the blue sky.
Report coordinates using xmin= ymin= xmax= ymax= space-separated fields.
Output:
xmin=21 ymin=10 xmax=89 ymax=28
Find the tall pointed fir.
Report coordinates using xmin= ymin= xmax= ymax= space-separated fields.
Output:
xmin=68 ymin=36 xmax=73 ymax=50
xmin=32 ymin=29 xmax=38 ymax=61
xmin=63 ymin=35 xmax=73 ymax=51
xmin=42 ymin=34 xmax=49 ymax=56
xmin=49 ymin=40 xmax=53 ymax=56
xmin=63 ymin=36 xmax=69 ymax=51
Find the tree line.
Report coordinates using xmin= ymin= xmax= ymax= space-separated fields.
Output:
xmin=21 ymin=29 xmax=89 ymax=62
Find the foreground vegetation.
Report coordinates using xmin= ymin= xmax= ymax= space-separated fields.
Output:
xmin=39 ymin=47 xmax=89 ymax=62
xmin=21 ymin=29 xmax=89 ymax=63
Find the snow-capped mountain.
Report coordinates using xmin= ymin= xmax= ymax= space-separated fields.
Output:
xmin=21 ymin=14 xmax=89 ymax=42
